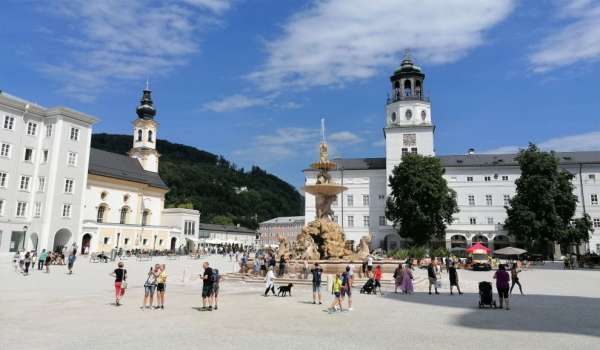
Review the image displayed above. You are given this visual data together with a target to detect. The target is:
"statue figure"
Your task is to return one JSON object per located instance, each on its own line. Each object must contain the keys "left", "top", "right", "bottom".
{"left": 276, "top": 235, "right": 292, "bottom": 261}
{"left": 315, "top": 194, "right": 335, "bottom": 221}
{"left": 319, "top": 142, "right": 328, "bottom": 164}
{"left": 355, "top": 233, "right": 372, "bottom": 260}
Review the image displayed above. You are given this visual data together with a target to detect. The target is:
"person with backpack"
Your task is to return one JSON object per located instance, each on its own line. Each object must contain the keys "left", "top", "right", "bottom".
{"left": 141, "top": 264, "right": 159, "bottom": 310}
{"left": 211, "top": 267, "right": 221, "bottom": 310}
{"left": 311, "top": 263, "right": 323, "bottom": 304}
{"left": 67, "top": 249, "right": 77, "bottom": 275}
{"left": 201, "top": 262, "right": 214, "bottom": 311}
{"left": 341, "top": 265, "right": 353, "bottom": 311}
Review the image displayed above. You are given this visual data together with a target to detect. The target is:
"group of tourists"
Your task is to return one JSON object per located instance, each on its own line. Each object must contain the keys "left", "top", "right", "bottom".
{"left": 328, "top": 264, "right": 354, "bottom": 313}
{"left": 140, "top": 264, "right": 168, "bottom": 309}
{"left": 13, "top": 248, "right": 77, "bottom": 275}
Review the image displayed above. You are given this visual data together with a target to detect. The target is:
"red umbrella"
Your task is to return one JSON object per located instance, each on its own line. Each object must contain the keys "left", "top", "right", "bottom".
{"left": 466, "top": 243, "right": 491, "bottom": 254}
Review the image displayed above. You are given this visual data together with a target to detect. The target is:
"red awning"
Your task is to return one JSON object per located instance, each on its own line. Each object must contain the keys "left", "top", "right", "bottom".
{"left": 466, "top": 242, "right": 491, "bottom": 254}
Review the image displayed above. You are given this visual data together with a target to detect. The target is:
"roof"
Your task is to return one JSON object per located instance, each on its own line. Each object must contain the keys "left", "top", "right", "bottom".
{"left": 304, "top": 151, "right": 600, "bottom": 171}
{"left": 88, "top": 148, "right": 168, "bottom": 189}
{"left": 260, "top": 216, "right": 305, "bottom": 225}
{"left": 198, "top": 223, "right": 256, "bottom": 234}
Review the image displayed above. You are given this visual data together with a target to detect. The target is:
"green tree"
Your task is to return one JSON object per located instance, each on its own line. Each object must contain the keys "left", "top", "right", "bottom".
{"left": 385, "top": 154, "right": 458, "bottom": 246}
{"left": 212, "top": 215, "right": 234, "bottom": 226}
{"left": 504, "top": 144, "right": 578, "bottom": 253}
{"left": 562, "top": 214, "right": 593, "bottom": 255}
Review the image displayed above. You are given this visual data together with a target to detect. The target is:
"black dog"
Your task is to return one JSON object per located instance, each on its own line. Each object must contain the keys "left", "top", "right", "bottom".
{"left": 277, "top": 283, "right": 293, "bottom": 297}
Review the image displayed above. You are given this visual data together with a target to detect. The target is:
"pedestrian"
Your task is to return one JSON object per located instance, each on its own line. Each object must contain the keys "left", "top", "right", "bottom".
{"left": 13, "top": 251, "right": 20, "bottom": 272}
{"left": 264, "top": 266, "right": 276, "bottom": 297}
{"left": 67, "top": 249, "right": 77, "bottom": 275}
{"left": 311, "top": 263, "right": 323, "bottom": 304}
{"left": 45, "top": 252, "right": 52, "bottom": 273}
{"left": 393, "top": 263, "right": 403, "bottom": 293}
{"left": 141, "top": 264, "right": 159, "bottom": 310}
{"left": 448, "top": 262, "right": 463, "bottom": 295}
{"left": 212, "top": 267, "right": 221, "bottom": 310}
{"left": 401, "top": 264, "right": 414, "bottom": 294}
{"left": 366, "top": 255, "right": 374, "bottom": 277}
{"left": 23, "top": 251, "right": 31, "bottom": 275}
{"left": 260, "top": 255, "right": 267, "bottom": 276}
{"left": 493, "top": 264, "right": 511, "bottom": 310}
{"left": 328, "top": 273, "right": 343, "bottom": 313}
{"left": 156, "top": 264, "right": 167, "bottom": 309}
{"left": 110, "top": 262, "right": 127, "bottom": 306}
{"left": 341, "top": 265, "right": 353, "bottom": 311}
{"left": 201, "top": 262, "right": 214, "bottom": 311}
{"left": 31, "top": 252, "right": 37, "bottom": 273}
{"left": 510, "top": 263, "right": 524, "bottom": 295}
{"left": 373, "top": 265, "right": 383, "bottom": 295}
{"left": 302, "top": 259, "right": 309, "bottom": 280}
{"left": 18, "top": 251, "right": 25, "bottom": 273}
{"left": 278, "top": 255, "right": 286, "bottom": 277}
{"left": 428, "top": 261, "right": 439, "bottom": 295}
{"left": 253, "top": 254, "right": 260, "bottom": 275}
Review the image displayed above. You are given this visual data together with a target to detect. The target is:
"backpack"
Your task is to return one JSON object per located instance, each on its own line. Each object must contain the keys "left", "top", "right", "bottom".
{"left": 341, "top": 272, "right": 349, "bottom": 286}
{"left": 211, "top": 269, "right": 220, "bottom": 283}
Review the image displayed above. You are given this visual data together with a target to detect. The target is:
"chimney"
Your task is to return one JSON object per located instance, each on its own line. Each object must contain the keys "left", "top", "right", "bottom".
{"left": 467, "top": 148, "right": 475, "bottom": 155}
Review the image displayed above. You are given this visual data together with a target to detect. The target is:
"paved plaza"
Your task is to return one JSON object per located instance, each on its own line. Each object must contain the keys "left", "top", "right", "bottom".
{"left": 1, "top": 255, "right": 600, "bottom": 350}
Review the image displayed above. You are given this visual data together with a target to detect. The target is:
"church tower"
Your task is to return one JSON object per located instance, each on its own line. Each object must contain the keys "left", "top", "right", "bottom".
{"left": 129, "top": 84, "right": 159, "bottom": 173}
{"left": 384, "top": 52, "right": 435, "bottom": 193}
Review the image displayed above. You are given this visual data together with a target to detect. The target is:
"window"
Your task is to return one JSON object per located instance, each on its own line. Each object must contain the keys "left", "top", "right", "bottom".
{"left": 16, "top": 201, "right": 27, "bottom": 217}
{"left": 148, "top": 130, "right": 153, "bottom": 142}
{"left": 469, "top": 217, "right": 477, "bottom": 225}
{"left": 468, "top": 195, "right": 475, "bottom": 206}
{"left": 503, "top": 194, "right": 511, "bottom": 206}
{"left": 363, "top": 216, "right": 370, "bottom": 227}
{"left": 137, "top": 129, "right": 143, "bottom": 142}
{"left": 45, "top": 124, "right": 53, "bottom": 137}
{"left": 347, "top": 195, "right": 354, "bottom": 207}
{"left": 379, "top": 216, "right": 386, "bottom": 226}
{"left": 411, "top": 147, "right": 418, "bottom": 154}
{"left": 401, "top": 148, "right": 408, "bottom": 157}
{"left": 34, "top": 202, "right": 42, "bottom": 217}
{"left": 37, "top": 177, "right": 45, "bottom": 192}
{"left": 502, "top": 175, "right": 509, "bottom": 181}
{"left": 103, "top": 237, "right": 110, "bottom": 245}
{"left": 64, "top": 179, "right": 74, "bottom": 194}
{"left": 70, "top": 127, "right": 80, "bottom": 141}
{"left": 120, "top": 207, "right": 129, "bottom": 224}
{"left": 378, "top": 194, "right": 385, "bottom": 200}
{"left": 26, "top": 122, "right": 37, "bottom": 136}
{"left": 142, "top": 209, "right": 150, "bottom": 226}
{"left": 485, "top": 194, "right": 493, "bottom": 206}
{"left": 67, "top": 152, "right": 77, "bottom": 166}
{"left": 184, "top": 220, "right": 196, "bottom": 235}
{"left": 97, "top": 205, "right": 106, "bottom": 223}
{"left": 19, "top": 175, "right": 31, "bottom": 191}
{"left": 347, "top": 216, "right": 354, "bottom": 227}
{"left": 42, "top": 150, "right": 48, "bottom": 163}
{"left": 124, "top": 238, "right": 130, "bottom": 246}
{"left": 0, "top": 143, "right": 11, "bottom": 157}
{"left": 362, "top": 194, "right": 369, "bottom": 206}
{"left": 0, "top": 199, "right": 4, "bottom": 215}
{"left": 142, "top": 238, "right": 148, "bottom": 246}
{"left": 24, "top": 148, "right": 34, "bottom": 162}
{"left": 589, "top": 174, "right": 596, "bottom": 181}
{"left": 487, "top": 217, "right": 494, "bottom": 225}
{"left": 484, "top": 176, "right": 491, "bottom": 182}
{"left": 3, "top": 115, "right": 15, "bottom": 130}
{"left": 592, "top": 194, "right": 598, "bottom": 206}
{"left": 593, "top": 218, "right": 600, "bottom": 228}
{"left": 467, "top": 176, "right": 473, "bottom": 182}
{"left": 0, "top": 172, "right": 7, "bottom": 187}
{"left": 62, "top": 204, "right": 72, "bottom": 218}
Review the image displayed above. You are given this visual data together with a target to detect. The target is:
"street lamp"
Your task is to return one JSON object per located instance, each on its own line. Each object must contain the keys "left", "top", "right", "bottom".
{"left": 153, "top": 235, "right": 157, "bottom": 252}
{"left": 22, "top": 225, "right": 28, "bottom": 251}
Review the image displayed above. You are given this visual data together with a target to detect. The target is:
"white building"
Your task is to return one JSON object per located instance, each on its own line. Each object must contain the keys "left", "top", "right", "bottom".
{"left": 0, "top": 91, "right": 97, "bottom": 254}
{"left": 198, "top": 223, "right": 257, "bottom": 247}
{"left": 259, "top": 216, "right": 305, "bottom": 246}
{"left": 304, "top": 55, "right": 600, "bottom": 254}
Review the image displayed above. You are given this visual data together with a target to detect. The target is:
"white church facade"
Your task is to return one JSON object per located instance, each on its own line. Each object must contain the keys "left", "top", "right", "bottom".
{"left": 304, "top": 55, "right": 600, "bottom": 254}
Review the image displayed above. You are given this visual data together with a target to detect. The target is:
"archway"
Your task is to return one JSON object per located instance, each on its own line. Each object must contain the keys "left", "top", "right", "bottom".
{"left": 81, "top": 233, "right": 92, "bottom": 254}
{"left": 29, "top": 233, "right": 39, "bottom": 251}
{"left": 170, "top": 237, "right": 177, "bottom": 251}
{"left": 472, "top": 235, "right": 489, "bottom": 247}
{"left": 493, "top": 235, "right": 510, "bottom": 251}
{"left": 450, "top": 235, "right": 467, "bottom": 249}
{"left": 53, "top": 228, "right": 72, "bottom": 253}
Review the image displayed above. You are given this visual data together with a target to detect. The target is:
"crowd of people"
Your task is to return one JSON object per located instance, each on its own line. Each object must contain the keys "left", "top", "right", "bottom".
{"left": 12, "top": 248, "right": 77, "bottom": 275}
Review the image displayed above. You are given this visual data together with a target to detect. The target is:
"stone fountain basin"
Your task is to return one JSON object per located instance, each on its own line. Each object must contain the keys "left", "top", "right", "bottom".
{"left": 302, "top": 184, "right": 348, "bottom": 196}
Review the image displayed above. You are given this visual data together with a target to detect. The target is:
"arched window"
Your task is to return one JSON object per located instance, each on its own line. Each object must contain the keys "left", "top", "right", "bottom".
{"left": 148, "top": 130, "right": 153, "bottom": 142}
{"left": 391, "top": 112, "right": 397, "bottom": 122}
{"left": 97, "top": 204, "right": 107, "bottom": 223}
{"left": 415, "top": 80, "right": 422, "bottom": 97}
{"left": 404, "top": 79, "right": 412, "bottom": 96}
{"left": 137, "top": 129, "right": 143, "bottom": 142}
{"left": 142, "top": 209, "right": 151, "bottom": 226}
{"left": 119, "top": 207, "right": 129, "bottom": 224}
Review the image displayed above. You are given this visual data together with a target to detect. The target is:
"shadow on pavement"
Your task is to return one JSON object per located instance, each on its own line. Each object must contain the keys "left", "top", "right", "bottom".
{"left": 383, "top": 292, "right": 600, "bottom": 337}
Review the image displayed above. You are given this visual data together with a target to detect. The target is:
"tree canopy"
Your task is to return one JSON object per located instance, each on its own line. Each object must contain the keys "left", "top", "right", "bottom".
{"left": 385, "top": 153, "right": 458, "bottom": 246}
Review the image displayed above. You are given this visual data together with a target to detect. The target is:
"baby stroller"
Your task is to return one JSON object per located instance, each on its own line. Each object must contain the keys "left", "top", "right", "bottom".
{"left": 360, "top": 278, "right": 376, "bottom": 294}
{"left": 478, "top": 281, "right": 497, "bottom": 309}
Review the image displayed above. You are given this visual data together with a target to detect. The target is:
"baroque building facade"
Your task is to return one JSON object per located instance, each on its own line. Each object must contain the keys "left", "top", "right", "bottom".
{"left": 304, "top": 55, "right": 600, "bottom": 254}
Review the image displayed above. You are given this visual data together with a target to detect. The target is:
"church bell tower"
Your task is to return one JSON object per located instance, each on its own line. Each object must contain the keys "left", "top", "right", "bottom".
{"left": 129, "top": 83, "right": 159, "bottom": 173}
{"left": 384, "top": 51, "right": 435, "bottom": 193}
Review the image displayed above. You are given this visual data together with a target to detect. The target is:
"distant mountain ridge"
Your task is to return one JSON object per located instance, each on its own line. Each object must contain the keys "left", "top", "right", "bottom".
{"left": 91, "top": 133, "right": 303, "bottom": 229}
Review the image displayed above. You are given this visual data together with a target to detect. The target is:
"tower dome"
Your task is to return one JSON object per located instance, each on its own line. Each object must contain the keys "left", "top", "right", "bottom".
{"left": 136, "top": 87, "right": 156, "bottom": 120}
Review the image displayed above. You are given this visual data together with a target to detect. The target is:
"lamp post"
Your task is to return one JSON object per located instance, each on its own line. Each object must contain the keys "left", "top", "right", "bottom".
{"left": 153, "top": 235, "right": 157, "bottom": 251}
{"left": 22, "top": 225, "right": 28, "bottom": 251}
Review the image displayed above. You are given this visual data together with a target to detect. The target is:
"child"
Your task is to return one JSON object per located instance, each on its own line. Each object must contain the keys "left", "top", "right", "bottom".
{"left": 329, "top": 273, "right": 343, "bottom": 313}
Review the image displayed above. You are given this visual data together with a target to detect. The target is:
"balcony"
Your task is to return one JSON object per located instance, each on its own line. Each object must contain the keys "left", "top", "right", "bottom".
{"left": 387, "top": 90, "right": 429, "bottom": 104}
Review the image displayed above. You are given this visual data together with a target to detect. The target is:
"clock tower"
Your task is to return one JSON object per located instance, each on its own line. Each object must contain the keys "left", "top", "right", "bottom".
{"left": 129, "top": 84, "right": 159, "bottom": 173}
{"left": 384, "top": 52, "right": 435, "bottom": 193}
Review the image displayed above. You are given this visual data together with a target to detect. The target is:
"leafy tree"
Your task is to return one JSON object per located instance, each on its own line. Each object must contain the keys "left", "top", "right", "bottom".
{"left": 211, "top": 215, "right": 234, "bottom": 226}
{"left": 504, "top": 144, "right": 579, "bottom": 253}
{"left": 562, "top": 214, "right": 593, "bottom": 255}
{"left": 385, "top": 154, "right": 458, "bottom": 246}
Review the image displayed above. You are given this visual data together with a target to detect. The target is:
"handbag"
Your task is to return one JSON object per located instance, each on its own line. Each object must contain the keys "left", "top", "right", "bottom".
{"left": 121, "top": 281, "right": 128, "bottom": 289}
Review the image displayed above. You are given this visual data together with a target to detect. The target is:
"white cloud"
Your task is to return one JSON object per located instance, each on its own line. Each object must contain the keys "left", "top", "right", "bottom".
{"left": 203, "top": 94, "right": 270, "bottom": 112}
{"left": 329, "top": 131, "right": 362, "bottom": 144}
{"left": 483, "top": 131, "right": 600, "bottom": 154}
{"left": 249, "top": 0, "right": 514, "bottom": 91}
{"left": 40, "top": 0, "right": 233, "bottom": 101}
{"left": 530, "top": 0, "right": 600, "bottom": 72}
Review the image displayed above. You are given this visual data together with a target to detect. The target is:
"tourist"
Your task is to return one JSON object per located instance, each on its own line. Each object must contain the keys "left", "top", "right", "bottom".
{"left": 367, "top": 255, "right": 374, "bottom": 277}
{"left": 31, "top": 252, "right": 37, "bottom": 273}
{"left": 401, "top": 264, "right": 414, "bottom": 294}
{"left": 23, "top": 251, "right": 31, "bottom": 275}
{"left": 448, "top": 262, "right": 463, "bottom": 295}
{"left": 12, "top": 251, "right": 20, "bottom": 272}
{"left": 493, "top": 264, "right": 511, "bottom": 310}
{"left": 38, "top": 250, "right": 48, "bottom": 270}
{"left": 373, "top": 265, "right": 383, "bottom": 295}
{"left": 142, "top": 264, "right": 159, "bottom": 309}
{"left": 394, "top": 264, "right": 403, "bottom": 293}
{"left": 328, "top": 273, "right": 343, "bottom": 313}
{"left": 260, "top": 255, "right": 267, "bottom": 276}
{"left": 510, "top": 263, "right": 524, "bottom": 295}
{"left": 201, "top": 262, "right": 214, "bottom": 310}
{"left": 45, "top": 252, "right": 52, "bottom": 273}
{"left": 264, "top": 266, "right": 276, "bottom": 297}
{"left": 18, "top": 251, "right": 25, "bottom": 273}
{"left": 428, "top": 261, "right": 439, "bottom": 295}
{"left": 311, "top": 263, "right": 323, "bottom": 304}
{"left": 341, "top": 265, "right": 353, "bottom": 311}
{"left": 361, "top": 260, "right": 367, "bottom": 278}
{"left": 253, "top": 254, "right": 260, "bottom": 275}
{"left": 302, "top": 259, "right": 309, "bottom": 280}
{"left": 278, "top": 255, "right": 286, "bottom": 277}
{"left": 212, "top": 267, "right": 221, "bottom": 310}
{"left": 110, "top": 262, "right": 127, "bottom": 306}
{"left": 156, "top": 264, "right": 167, "bottom": 309}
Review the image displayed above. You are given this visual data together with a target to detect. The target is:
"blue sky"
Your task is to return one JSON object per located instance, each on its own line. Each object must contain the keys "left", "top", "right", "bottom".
{"left": 1, "top": 0, "right": 600, "bottom": 188}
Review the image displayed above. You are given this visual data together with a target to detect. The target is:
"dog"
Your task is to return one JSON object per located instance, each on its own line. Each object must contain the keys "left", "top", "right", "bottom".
{"left": 277, "top": 283, "right": 294, "bottom": 297}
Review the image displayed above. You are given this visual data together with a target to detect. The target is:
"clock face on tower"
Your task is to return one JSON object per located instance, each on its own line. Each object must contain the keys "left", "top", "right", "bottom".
{"left": 405, "top": 109, "right": 412, "bottom": 120}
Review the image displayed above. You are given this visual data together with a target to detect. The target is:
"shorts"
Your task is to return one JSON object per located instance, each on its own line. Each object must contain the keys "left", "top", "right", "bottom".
{"left": 367, "top": 265, "right": 373, "bottom": 271}
{"left": 428, "top": 277, "right": 437, "bottom": 286}
{"left": 312, "top": 282, "right": 321, "bottom": 293}
{"left": 202, "top": 284, "right": 213, "bottom": 298}
{"left": 144, "top": 285, "right": 156, "bottom": 294}
{"left": 157, "top": 283, "right": 166, "bottom": 292}
{"left": 341, "top": 286, "right": 352, "bottom": 297}
{"left": 497, "top": 287, "right": 509, "bottom": 299}
{"left": 212, "top": 284, "right": 220, "bottom": 297}
{"left": 334, "top": 292, "right": 341, "bottom": 298}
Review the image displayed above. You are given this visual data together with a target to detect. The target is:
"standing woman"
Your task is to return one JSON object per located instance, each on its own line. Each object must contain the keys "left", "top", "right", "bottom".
{"left": 264, "top": 266, "right": 276, "bottom": 297}
{"left": 401, "top": 264, "right": 414, "bottom": 294}
{"left": 110, "top": 262, "right": 127, "bottom": 306}
{"left": 493, "top": 264, "right": 511, "bottom": 310}
{"left": 156, "top": 264, "right": 167, "bottom": 309}
{"left": 448, "top": 262, "right": 463, "bottom": 295}
{"left": 393, "top": 264, "right": 403, "bottom": 293}
{"left": 510, "top": 263, "right": 524, "bottom": 295}
{"left": 23, "top": 251, "right": 31, "bottom": 275}
{"left": 142, "top": 264, "right": 159, "bottom": 309}
{"left": 67, "top": 249, "right": 77, "bottom": 275}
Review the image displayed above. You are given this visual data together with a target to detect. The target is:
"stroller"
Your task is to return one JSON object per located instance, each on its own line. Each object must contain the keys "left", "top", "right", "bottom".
{"left": 360, "top": 278, "right": 376, "bottom": 294}
{"left": 478, "top": 281, "right": 497, "bottom": 309}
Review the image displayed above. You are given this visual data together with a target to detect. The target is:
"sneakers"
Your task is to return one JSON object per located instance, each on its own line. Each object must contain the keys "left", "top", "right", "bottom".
{"left": 208, "top": 306, "right": 213, "bottom": 311}
{"left": 214, "top": 305, "right": 218, "bottom": 310}
{"left": 312, "top": 301, "right": 316, "bottom": 304}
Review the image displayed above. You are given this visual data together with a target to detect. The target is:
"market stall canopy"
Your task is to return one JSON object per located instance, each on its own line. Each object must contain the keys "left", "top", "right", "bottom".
{"left": 494, "top": 247, "right": 527, "bottom": 256}
{"left": 466, "top": 243, "right": 491, "bottom": 254}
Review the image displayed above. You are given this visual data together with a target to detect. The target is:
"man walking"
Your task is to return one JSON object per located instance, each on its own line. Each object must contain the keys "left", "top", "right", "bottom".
{"left": 311, "top": 263, "right": 323, "bottom": 304}
{"left": 201, "top": 262, "right": 214, "bottom": 311}
{"left": 341, "top": 265, "right": 353, "bottom": 311}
